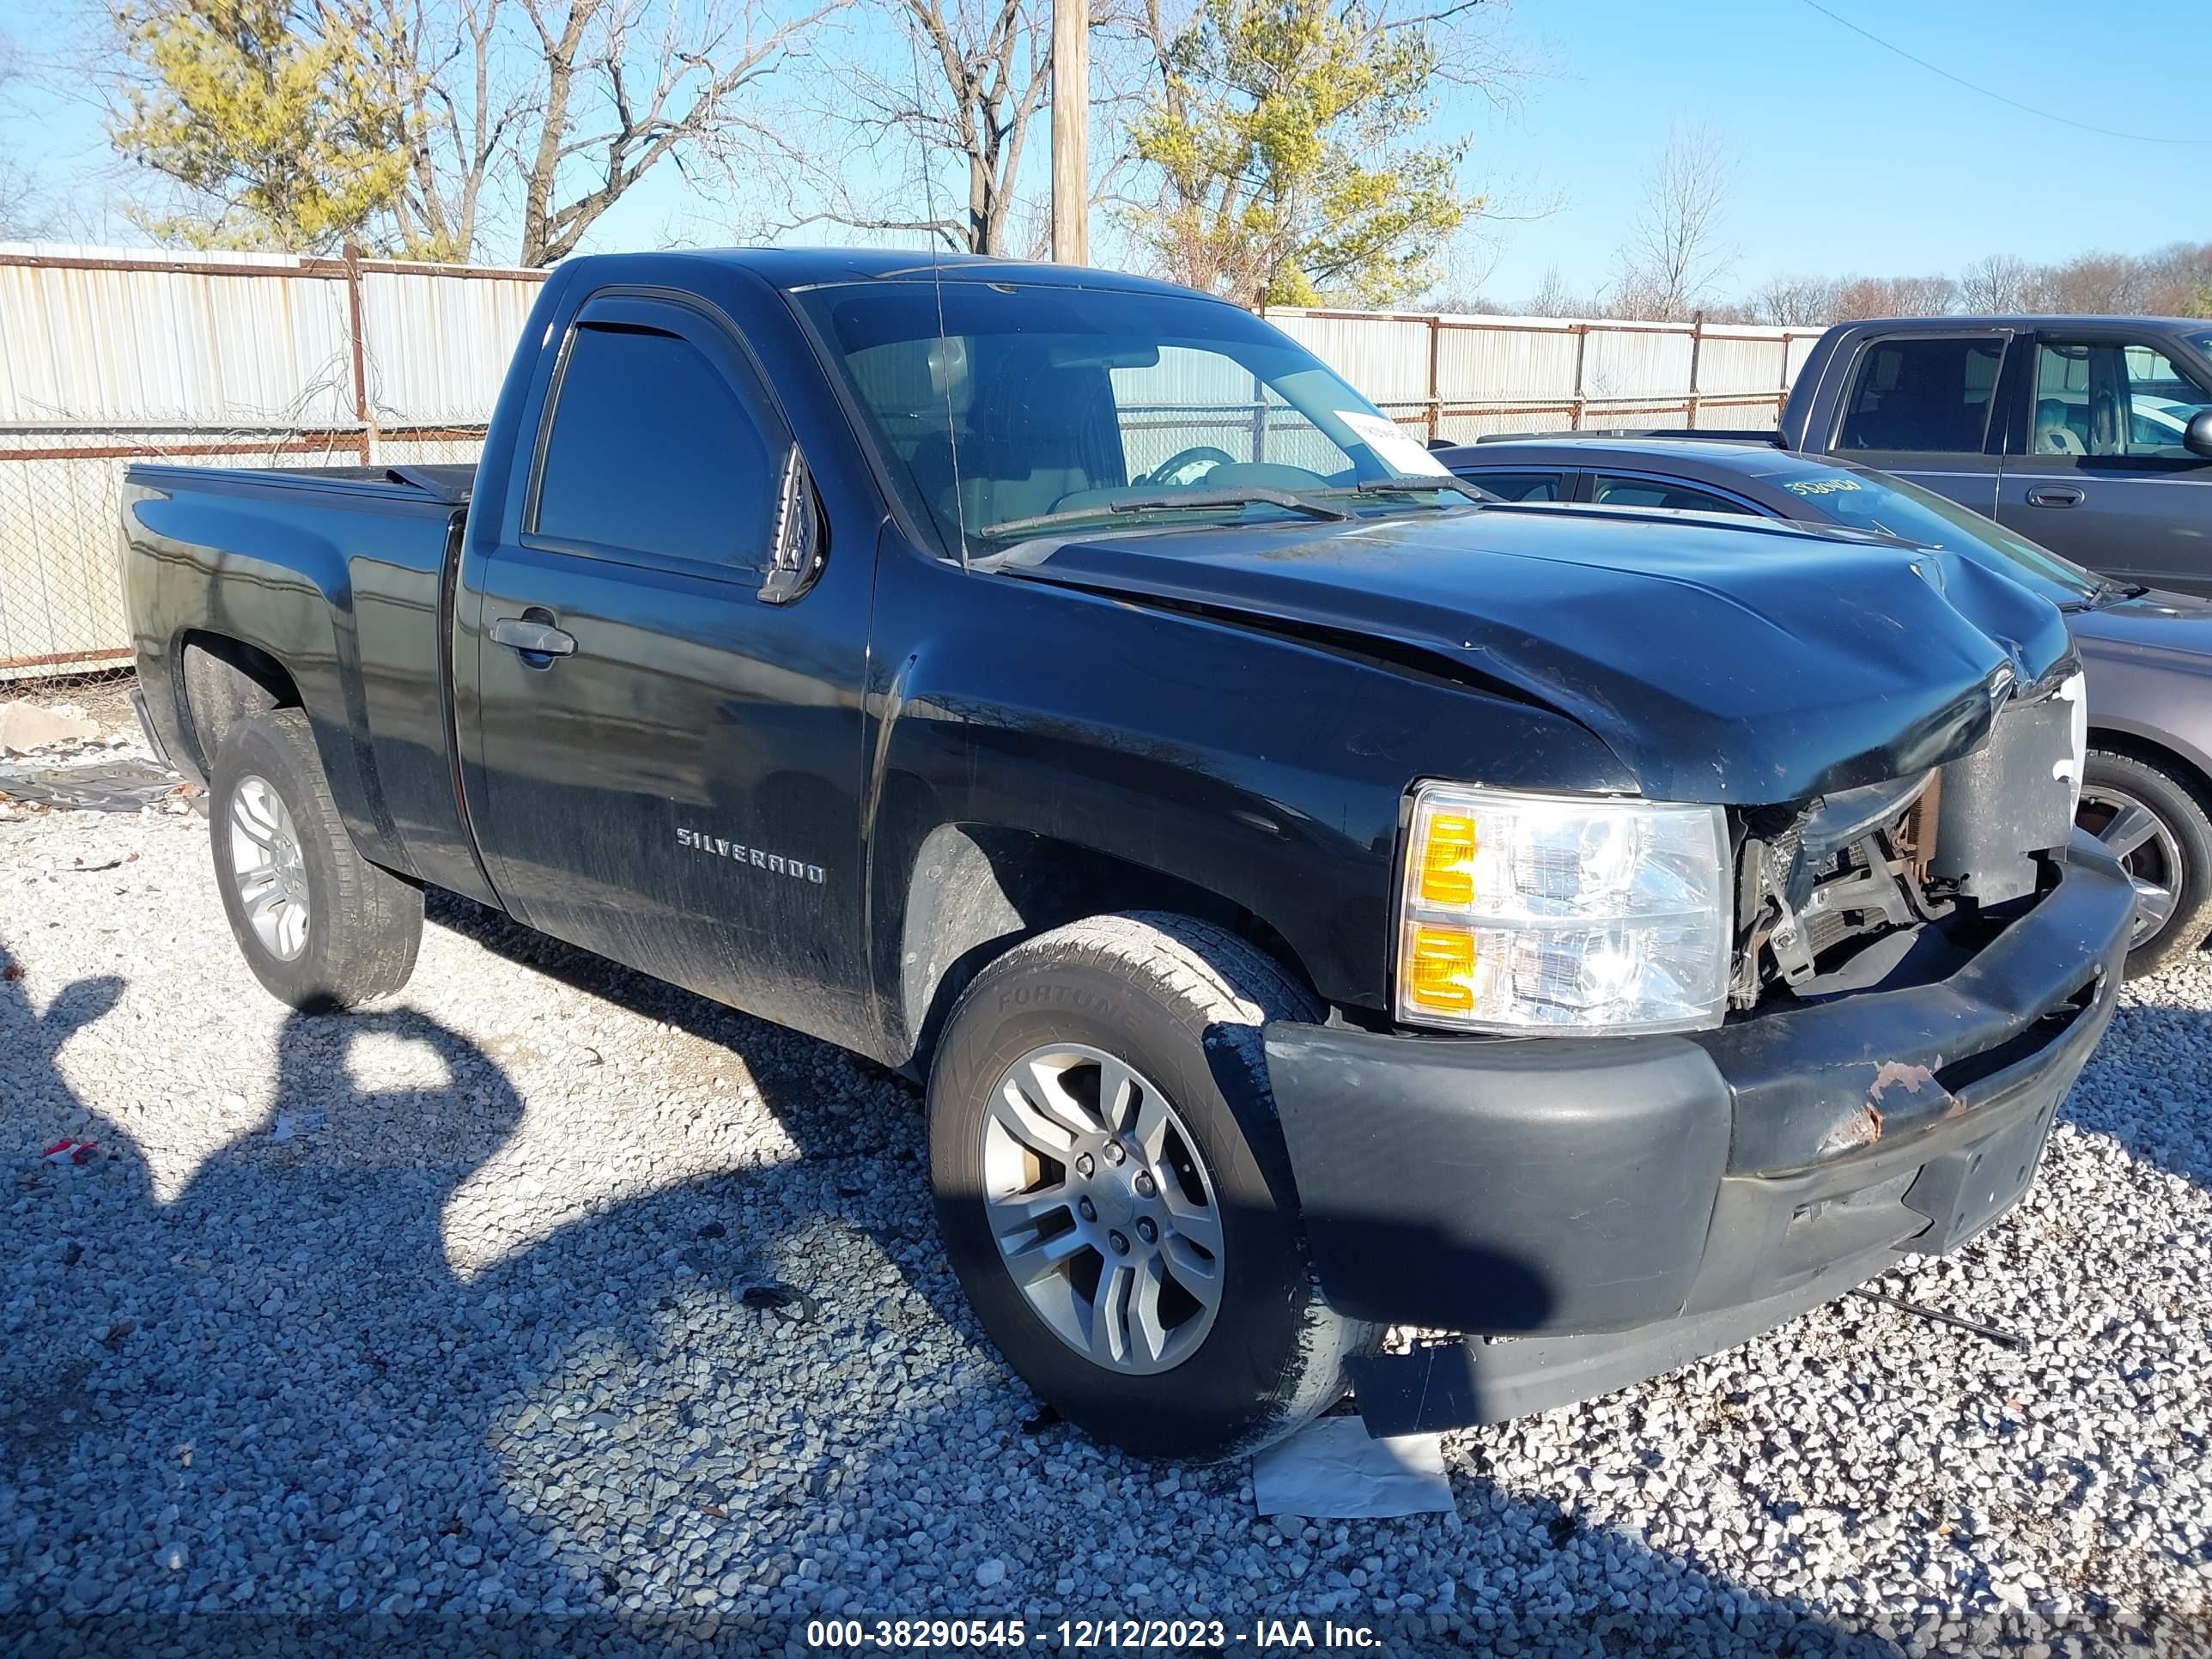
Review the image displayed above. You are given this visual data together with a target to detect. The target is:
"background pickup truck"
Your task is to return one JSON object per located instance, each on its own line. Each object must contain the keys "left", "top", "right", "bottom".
{"left": 1774, "top": 314, "right": 2212, "bottom": 595}
{"left": 122, "top": 250, "right": 2134, "bottom": 1461}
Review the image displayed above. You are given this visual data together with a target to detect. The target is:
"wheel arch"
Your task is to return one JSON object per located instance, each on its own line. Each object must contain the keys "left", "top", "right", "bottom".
{"left": 175, "top": 628, "right": 409, "bottom": 878}
{"left": 177, "top": 631, "right": 302, "bottom": 778}
{"left": 890, "top": 823, "right": 1320, "bottom": 1080}
{"left": 2087, "top": 722, "right": 2212, "bottom": 808}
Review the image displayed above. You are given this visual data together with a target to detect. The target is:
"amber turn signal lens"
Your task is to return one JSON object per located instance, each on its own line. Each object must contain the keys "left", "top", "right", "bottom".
{"left": 1406, "top": 925, "right": 1477, "bottom": 1012}
{"left": 1417, "top": 811, "right": 1478, "bottom": 906}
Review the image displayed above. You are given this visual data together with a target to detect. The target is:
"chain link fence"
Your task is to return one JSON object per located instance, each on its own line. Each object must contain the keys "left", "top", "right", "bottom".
{"left": 0, "top": 246, "right": 544, "bottom": 685}
{"left": 0, "top": 425, "right": 480, "bottom": 684}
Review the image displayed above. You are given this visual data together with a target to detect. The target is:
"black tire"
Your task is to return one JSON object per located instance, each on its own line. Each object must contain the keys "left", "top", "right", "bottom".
{"left": 209, "top": 708, "right": 422, "bottom": 1011}
{"left": 927, "top": 911, "right": 1379, "bottom": 1461}
{"left": 2080, "top": 746, "right": 2212, "bottom": 979}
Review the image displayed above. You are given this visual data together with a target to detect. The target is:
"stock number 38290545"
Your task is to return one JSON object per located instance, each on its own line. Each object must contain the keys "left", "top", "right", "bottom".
{"left": 805, "top": 1618, "right": 1247, "bottom": 1650}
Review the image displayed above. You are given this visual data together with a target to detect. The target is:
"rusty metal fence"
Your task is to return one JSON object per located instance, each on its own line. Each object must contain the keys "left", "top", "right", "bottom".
{"left": 0, "top": 247, "right": 1826, "bottom": 682}
{"left": 0, "top": 246, "right": 547, "bottom": 681}
{"left": 1261, "top": 307, "right": 1828, "bottom": 443}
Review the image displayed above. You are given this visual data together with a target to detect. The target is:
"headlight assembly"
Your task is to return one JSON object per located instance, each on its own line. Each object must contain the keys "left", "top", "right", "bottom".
{"left": 1395, "top": 781, "right": 1732, "bottom": 1036}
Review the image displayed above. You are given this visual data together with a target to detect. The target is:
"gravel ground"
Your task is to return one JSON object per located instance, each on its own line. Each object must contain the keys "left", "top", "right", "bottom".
{"left": 4, "top": 773, "right": 2212, "bottom": 1654}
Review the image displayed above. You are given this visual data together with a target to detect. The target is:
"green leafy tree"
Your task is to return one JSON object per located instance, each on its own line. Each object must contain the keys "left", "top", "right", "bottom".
{"left": 1124, "top": 0, "right": 1482, "bottom": 307}
{"left": 108, "top": 0, "right": 416, "bottom": 252}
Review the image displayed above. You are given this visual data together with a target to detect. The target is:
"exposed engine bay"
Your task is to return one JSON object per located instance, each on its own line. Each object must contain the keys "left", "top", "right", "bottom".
{"left": 1731, "top": 671, "right": 2087, "bottom": 1011}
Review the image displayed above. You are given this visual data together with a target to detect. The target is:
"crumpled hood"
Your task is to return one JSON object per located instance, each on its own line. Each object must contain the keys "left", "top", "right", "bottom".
{"left": 998, "top": 505, "right": 2075, "bottom": 805}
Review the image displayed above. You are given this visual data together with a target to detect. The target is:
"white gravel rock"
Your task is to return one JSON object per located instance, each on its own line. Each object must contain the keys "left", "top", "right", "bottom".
{"left": 3, "top": 805, "right": 2210, "bottom": 1653}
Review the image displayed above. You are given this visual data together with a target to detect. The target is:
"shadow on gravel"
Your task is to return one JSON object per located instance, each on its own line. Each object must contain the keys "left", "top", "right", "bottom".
{"left": 416, "top": 887, "right": 978, "bottom": 1345}
{"left": 5, "top": 948, "right": 2175, "bottom": 1656}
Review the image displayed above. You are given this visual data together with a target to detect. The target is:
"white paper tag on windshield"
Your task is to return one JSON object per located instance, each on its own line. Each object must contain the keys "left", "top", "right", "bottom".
{"left": 1337, "top": 410, "right": 1450, "bottom": 477}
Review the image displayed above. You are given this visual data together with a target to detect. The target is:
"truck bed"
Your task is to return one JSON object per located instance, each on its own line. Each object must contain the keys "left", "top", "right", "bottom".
{"left": 119, "top": 458, "right": 490, "bottom": 904}
{"left": 131, "top": 460, "right": 478, "bottom": 502}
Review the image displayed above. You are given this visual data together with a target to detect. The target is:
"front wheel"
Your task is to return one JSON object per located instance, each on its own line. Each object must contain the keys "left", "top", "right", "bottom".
{"left": 2079, "top": 747, "right": 2212, "bottom": 979}
{"left": 210, "top": 708, "right": 423, "bottom": 1011}
{"left": 927, "top": 913, "right": 1378, "bottom": 1461}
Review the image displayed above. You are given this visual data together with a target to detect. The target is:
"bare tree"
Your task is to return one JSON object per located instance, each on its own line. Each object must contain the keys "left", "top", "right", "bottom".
{"left": 766, "top": 0, "right": 1054, "bottom": 255}
{"left": 1517, "top": 262, "right": 1600, "bottom": 319}
{"left": 2042, "top": 252, "right": 2152, "bottom": 316}
{"left": 1753, "top": 273, "right": 1839, "bottom": 326}
{"left": 506, "top": 0, "right": 846, "bottom": 265}
{"left": 1957, "top": 252, "right": 2035, "bottom": 313}
{"left": 344, "top": 0, "right": 527, "bottom": 258}
{"left": 0, "top": 159, "right": 40, "bottom": 240}
{"left": 1829, "top": 273, "right": 1956, "bottom": 319}
{"left": 2139, "top": 241, "right": 2212, "bottom": 317}
{"left": 1608, "top": 120, "right": 1733, "bottom": 321}
{"left": 0, "top": 29, "right": 63, "bottom": 240}
{"left": 83, "top": 0, "right": 842, "bottom": 264}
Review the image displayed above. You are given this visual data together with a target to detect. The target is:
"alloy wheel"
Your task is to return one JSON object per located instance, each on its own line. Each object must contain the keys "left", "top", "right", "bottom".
{"left": 228, "top": 775, "right": 311, "bottom": 961}
{"left": 2079, "top": 783, "right": 2182, "bottom": 948}
{"left": 979, "top": 1043, "right": 1225, "bottom": 1376}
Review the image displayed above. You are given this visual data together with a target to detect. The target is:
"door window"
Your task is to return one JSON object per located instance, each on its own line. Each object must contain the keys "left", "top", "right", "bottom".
{"left": 533, "top": 320, "right": 777, "bottom": 570}
{"left": 1836, "top": 337, "right": 2006, "bottom": 454}
{"left": 2033, "top": 339, "right": 2212, "bottom": 458}
{"left": 1457, "top": 470, "right": 1567, "bottom": 502}
{"left": 1591, "top": 474, "right": 1755, "bottom": 514}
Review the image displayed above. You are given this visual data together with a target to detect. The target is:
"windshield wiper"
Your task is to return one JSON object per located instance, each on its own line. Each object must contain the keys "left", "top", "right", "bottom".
{"left": 977, "top": 486, "right": 1351, "bottom": 541}
{"left": 2062, "top": 578, "right": 2151, "bottom": 612}
{"left": 1317, "top": 474, "right": 1494, "bottom": 505}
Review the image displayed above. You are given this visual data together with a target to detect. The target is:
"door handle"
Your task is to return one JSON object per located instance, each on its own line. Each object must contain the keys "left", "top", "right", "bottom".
{"left": 489, "top": 616, "right": 577, "bottom": 659}
{"left": 2026, "top": 485, "right": 2085, "bottom": 508}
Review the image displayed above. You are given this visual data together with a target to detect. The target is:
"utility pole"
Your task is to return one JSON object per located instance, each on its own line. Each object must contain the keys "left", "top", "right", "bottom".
{"left": 1050, "top": 0, "right": 1090, "bottom": 264}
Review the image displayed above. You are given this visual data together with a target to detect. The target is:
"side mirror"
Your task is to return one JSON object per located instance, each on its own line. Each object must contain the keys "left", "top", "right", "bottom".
{"left": 759, "top": 447, "right": 825, "bottom": 605}
{"left": 2186, "top": 409, "right": 2212, "bottom": 460}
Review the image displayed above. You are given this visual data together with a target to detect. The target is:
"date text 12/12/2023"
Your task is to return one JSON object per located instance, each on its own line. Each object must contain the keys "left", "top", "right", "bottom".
{"left": 804, "top": 1618, "right": 1384, "bottom": 1650}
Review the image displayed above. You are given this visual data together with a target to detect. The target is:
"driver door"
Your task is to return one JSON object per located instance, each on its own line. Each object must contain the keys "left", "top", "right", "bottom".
{"left": 462, "top": 287, "right": 878, "bottom": 1046}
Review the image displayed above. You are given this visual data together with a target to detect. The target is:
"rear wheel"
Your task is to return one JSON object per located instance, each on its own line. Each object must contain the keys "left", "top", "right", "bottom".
{"left": 927, "top": 913, "right": 1378, "bottom": 1461}
{"left": 210, "top": 708, "right": 423, "bottom": 1011}
{"left": 2079, "top": 747, "right": 2212, "bottom": 979}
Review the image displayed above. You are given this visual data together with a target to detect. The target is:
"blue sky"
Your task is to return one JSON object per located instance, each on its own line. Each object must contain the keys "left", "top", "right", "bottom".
{"left": 3, "top": 0, "right": 2205, "bottom": 301}
{"left": 1458, "top": 0, "right": 2209, "bottom": 300}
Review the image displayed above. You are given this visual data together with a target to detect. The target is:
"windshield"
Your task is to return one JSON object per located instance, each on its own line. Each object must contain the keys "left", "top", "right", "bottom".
{"left": 1771, "top": 465, "right": 2100, "bottom": 605}
{"left": 792, "top": 279, "right": 1456, "bottom": 554}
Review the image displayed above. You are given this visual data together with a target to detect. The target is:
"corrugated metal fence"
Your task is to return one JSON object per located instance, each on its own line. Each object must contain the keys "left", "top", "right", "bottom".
{"left": 0, "top": 246, "right": 1823, "bottom": 680}
{"left": 1262, "top": 307, "right": 1826, "bottom": 443}
{"left": 0, "top": 244, "right": 547, "bottom": 679}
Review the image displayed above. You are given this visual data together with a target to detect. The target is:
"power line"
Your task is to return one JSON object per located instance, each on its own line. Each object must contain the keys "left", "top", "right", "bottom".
{"left": 1799, "top": 0, "right": 2212, "bottom": 148}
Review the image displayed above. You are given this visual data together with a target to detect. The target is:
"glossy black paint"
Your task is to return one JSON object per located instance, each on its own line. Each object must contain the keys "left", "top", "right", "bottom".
{"left": 998, "top": 503, "right": 2072, "bottom": 803}
{"left": 1439, "top": 434, "right": 2212, "bottom": 816}
{"left": 1779, "top": 316, "right": 2212, "bottom": 597}
{"left": 120, "top": 249, "right": 2077, "bottom": 1078}
{"left": 119, "top": 467, "right": 499, "bottom": 908}
{"left": 458, "top": 269, "right": 880, "bottom": 1044}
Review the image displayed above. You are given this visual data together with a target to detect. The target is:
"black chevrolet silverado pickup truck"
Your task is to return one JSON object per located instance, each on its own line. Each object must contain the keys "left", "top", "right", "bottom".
{"left": 121, "top": 249, "right": 2136, "bottom": 1461}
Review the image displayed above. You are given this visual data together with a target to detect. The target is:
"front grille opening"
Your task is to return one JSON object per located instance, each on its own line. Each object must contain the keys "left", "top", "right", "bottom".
{"left": 1934, "top": 973, "right": 2100, "bottom": 1095}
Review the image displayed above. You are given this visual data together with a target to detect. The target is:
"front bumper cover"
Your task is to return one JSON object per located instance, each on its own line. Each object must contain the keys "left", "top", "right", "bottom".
{"left": 1266, "top": 830, "right": 2134, "bottom": 1433}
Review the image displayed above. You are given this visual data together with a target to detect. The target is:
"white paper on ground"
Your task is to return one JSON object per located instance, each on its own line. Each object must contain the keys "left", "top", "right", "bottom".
{"left": 1251, "top": 1415, "right": 1455, "bottom": 1518}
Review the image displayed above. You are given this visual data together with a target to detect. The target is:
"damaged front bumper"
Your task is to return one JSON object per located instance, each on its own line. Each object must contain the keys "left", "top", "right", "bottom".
{"left": 1266, "top": 830, "right": 2135, "bottom": 1437}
